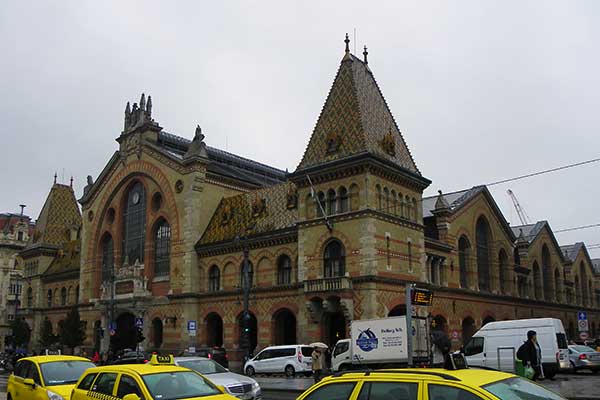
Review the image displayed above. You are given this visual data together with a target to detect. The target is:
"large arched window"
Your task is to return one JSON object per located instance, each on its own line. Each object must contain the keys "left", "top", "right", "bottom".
{"left": 324, "top": 240, "right": 345, "bottom": 278}
{"left": 101, "top": 234, "right": 114, "bottom": 283}
{"left": 533, "top": 261, "right": 542, "bottom": 300}
{"left": 122, "top": 182, "right": 146, "bottom": 264}
{"left": 575, "top": 275, "right": 581, "bottom": 304}
{"left": 391, "top": 190, "right": 397, "bottom": 215}
{"left": 554, "top": 268, "right": 562, "bottom": 302}
{"left": 338, "top": 187, "right": 349, "bottom": 213}
{"left": 154, "top": 219, "right": 171, "bottom": 277}
{"left": 498, "top": 249, "right": 508, "bottom": 294}
{"left": 383, "top": 187, "right": 390, "bottom": 213}
{"left": 240, "top": 261, "right": 254, "bottom": 289}
{"left": 476, "top": 217, "right": 491, "bottom": 292}
{"left": 27, "top": 287, "right": 33, "bottom": 308}
{"left": 61, "top": 287, "right": 67, "bottom": 306}
{"left": 277, "top": 255, "right": 292, "bottom": 285}
{"left": 542, "top": 244, "right": 553, "bottom": 301}
{"left": 209, "top": 265, "right": 220, "bottom": 292}
{"left": 458, "top": 236, "right": 470, "bottom": 289}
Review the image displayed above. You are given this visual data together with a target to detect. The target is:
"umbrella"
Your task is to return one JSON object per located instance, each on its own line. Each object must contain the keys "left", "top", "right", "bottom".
{"left": 310, "top": 342, "right": 329, "bottom": 349}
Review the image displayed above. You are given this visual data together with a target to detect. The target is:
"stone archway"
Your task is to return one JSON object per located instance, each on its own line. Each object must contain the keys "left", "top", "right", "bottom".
{"left": 462, "top": 317, "right": 476, "bottom": 344}
{"left": 111, "top": 312, "right": 137, "bottom": 352}
{"left": 272, "top": 309, "right": 297, "bottom": 345}
{"left": 206, "top": 313, "right": 224, "bottom": 347}
{"left": 322, "top": 312, "right": 346, "bottom": 346}
{"left": 388, "top": 304, "right": 406, "bottom": 317}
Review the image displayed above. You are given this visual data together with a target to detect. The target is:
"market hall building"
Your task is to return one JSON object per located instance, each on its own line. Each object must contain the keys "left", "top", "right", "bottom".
{"left": 24, "top": 37, "right": 599, "bottom": 366}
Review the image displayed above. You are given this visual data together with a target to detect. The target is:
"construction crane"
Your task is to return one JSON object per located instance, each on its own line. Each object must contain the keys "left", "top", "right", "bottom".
{"left": 507, "top": 189, "right": 531, "bottom": 225}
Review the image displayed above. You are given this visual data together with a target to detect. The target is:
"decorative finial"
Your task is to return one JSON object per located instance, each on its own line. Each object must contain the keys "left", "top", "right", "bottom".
{"left": 194, "top": 124, "right": 205, "bottom": 142}
{"left": 125, "top": 101, "right": 131, "bottom": 115}
{"left": 146, "top": 95, "right": 152, "bottom": 115}
{"left": 140, "top": 93, "right": 146, "bottom": 111}
{"left": 344, "top": 33, "right": 350, "bottom": 54}
{"left": 363, "top": 45, "right": 368, "bottom": 64}
{"left": 54, "top": 172, "right": 57, "bottom": 184}
{"left": 19, "top": 204, "right": 26, "bottom": 216}
{"left": 70, "top": 176, "right": 73, "bottom": 188}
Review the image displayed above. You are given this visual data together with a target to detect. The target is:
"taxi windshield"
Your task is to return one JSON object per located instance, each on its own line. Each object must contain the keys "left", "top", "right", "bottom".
{"left": 39, "top": 360, "right": 96, "bottom": 386}
{"left": 177, "top": 359, "right": 227, "bottom": 375}
{"left": 142, "top": 371, "right": 221, "bottom": 399}
{"left": 483, "top": 377, "right": 566, "bottom": 400}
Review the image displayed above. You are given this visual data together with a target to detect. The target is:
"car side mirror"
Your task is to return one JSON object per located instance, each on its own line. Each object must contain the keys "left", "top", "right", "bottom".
{"left": 23, "top": 378, "right": 36, "bottom": 388}
{"left": 123, "top": 394, "right": 141, "bottom": 400}
{"left": 216, "top": 385, "right": 227, "bottom": 394}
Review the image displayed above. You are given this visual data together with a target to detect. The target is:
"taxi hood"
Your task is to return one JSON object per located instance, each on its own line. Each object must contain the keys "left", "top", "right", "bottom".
{"left": 46, "top": 383, "right": 77, "bottom": 399}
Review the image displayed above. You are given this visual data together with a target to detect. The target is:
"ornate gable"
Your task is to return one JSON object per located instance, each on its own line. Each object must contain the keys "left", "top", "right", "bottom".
{"left": 296, "top": 38, "right": 420, "bottom": 175}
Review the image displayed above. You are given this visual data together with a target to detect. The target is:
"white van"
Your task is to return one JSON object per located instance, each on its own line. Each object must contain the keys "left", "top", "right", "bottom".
{"left": 244, "top": 345, "right": 314, "bottom": 377}
{"left": 463, "top": 318, "right": 569, "bottom": 377}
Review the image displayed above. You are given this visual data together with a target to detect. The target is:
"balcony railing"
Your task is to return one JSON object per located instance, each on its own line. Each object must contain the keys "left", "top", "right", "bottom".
{"left": 304, "top": 276, "right": 352, "bottom": 293}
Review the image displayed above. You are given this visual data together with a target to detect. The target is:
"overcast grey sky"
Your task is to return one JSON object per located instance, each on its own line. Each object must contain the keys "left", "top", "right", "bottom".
{"left": 2, "top": 1, "right": 600, "bottom": 254}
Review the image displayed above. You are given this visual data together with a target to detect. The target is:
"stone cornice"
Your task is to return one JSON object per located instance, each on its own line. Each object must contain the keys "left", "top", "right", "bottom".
{"left": 168, "top": 283, "right": 303, "bottom": 300}
{"left": 196, "top": 227, "right": 298, "bottom": 257}
{"left": 299, "top": 208, "right": 424, "bottom": 231}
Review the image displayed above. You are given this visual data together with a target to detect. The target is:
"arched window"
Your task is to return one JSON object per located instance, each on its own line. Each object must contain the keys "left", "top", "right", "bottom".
{"left": 575, "top": 275, "right": 581, "bottom": 304}
{"left": 458, "top": 236, "right": 470, "bottom": 289}
{"left": 391, "top": 190, "right": 397, "bottom": 215}
{"left": 27, "top": 287, "right": 32, "bottom": 308}
{"left": 53, "top": 289, "right": 58, "bottom": 306}
{"left": 476, "top": 217, "right": 491, "bottom": 292}
{"left": 498, "top": 249, "right": 508, "bottom": 294}
{"left": 277, "top": 255, "right": 292, "bottom": 285}
{"left": 316, "top": 191, "right": 325, "bottom": 217}
{"left": 376, "top": 185, "right": 382, "bottom": 210}
{"left": 324, "top": 240, "right": 345, "bottom": 278}
{"left": 326, "top": 189, "right": 337, "bottom": 215}
{"left": 67, "top": 287, "right": 72, "bottom": 304}
{"left": 61, "top": 287, "right": 67, "bottom": 306}
{"left": 405, "top": 195, "right": 411, "bottom": 219}
{"left": 152, "top": 318, "right": 163, "bottom": 349}
{"left": 154, "top": 219, "right": 171, "bottom": 277}
{"left": 101, "top": 234, "right": 114, "bottom": 283}
{"left": 349, "top": 184, "right": 359, "bottom": 211}
{"left": 338, "top": 187, "right": 349, "bottom": 213}
{"left": 47, "top": 289, "right": 52, "bottom": 308}
{"left": 514, "top": 247, "right": 521, "bottom": 267}
{"left": 122, "top": 181, "right": 146, "bottom": 264}
{"left": 209, "top": 265, "right": 220, "bottom": 292}
{"left": 542, "top": 245, "right": 553, "bottom": 301}
{"left": 383, "top": 187, "right": 390, "bottom": 213}
{"left": 240, "top": 261, "right": 254, "bottom": 289}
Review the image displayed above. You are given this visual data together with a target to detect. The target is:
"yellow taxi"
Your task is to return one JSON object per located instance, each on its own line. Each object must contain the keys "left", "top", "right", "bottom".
{"left": 7, "top": 355, "right": 96, "bottom": 400}
{"left": 70, "top": 354, "right": 238, "bottom": 400}
{"left": 298, "top": 355, "right": 567, "bottom": 400}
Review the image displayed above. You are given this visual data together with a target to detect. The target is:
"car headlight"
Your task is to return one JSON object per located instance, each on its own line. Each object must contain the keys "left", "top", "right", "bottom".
{"left": 252, "top": 382, "right": 260, "bottom": 391}
{"left": 47, "top": 390, "right": 65, "bottom": 400}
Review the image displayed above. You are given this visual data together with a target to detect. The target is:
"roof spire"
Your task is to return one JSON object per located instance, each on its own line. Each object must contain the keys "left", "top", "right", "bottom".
{"left": 70, "top": 176, "right": 73, "bottom": 188}
{"left": 363, "top": 45, "right": 368, "bottom": 64}
{"left": 344, "top": 33, "right": 350, "bottom": 54}
{"left": 53, "top": 172, "right": 57, "bottom": 185}
{"left": 146, "top": 95, "right": 152, "bottom": 116}
{"left": 140, "top": 93, "right": 146, "bottom": 111}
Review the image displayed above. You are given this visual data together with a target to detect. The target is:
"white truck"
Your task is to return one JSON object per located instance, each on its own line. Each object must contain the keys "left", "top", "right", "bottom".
{"left": 331, "top": 316, "right": 429, "bottom": 371}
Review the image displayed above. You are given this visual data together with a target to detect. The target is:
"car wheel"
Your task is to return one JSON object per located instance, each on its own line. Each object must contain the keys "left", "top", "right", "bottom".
{"left": 285, "top": 365, "right": 295, "bottom": 377}
{"left": 246, "top": 366, "right": 255, "bottom": 376}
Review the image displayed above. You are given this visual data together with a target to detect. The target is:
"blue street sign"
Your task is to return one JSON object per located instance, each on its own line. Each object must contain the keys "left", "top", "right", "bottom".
{"left": 135, "top": 317, "right": 143, "bottom": 328}
{"left": 187, "top": 320, "right": 197, "bottom": 331}
{"left": 578, "top": 311, "right": 587, "bottom": 321}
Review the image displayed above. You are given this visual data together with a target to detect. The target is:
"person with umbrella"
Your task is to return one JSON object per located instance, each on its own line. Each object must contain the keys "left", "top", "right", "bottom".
{"left": 310, "top": 342, "right": 327, "bottom": 383}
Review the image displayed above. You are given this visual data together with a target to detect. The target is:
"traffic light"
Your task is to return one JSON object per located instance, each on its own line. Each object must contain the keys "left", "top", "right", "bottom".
{"left": 136, "top": 327, "right": 145, "bottom": 343}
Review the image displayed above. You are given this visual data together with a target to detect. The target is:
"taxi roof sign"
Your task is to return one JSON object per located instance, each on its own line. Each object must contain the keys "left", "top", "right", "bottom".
{"left": 149, "top": 354, "right": 174, "bottom": 365}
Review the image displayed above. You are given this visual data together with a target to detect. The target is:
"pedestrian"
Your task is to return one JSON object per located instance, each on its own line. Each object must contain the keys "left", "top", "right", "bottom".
{"left": 431, "top": 328, "right": 451, "bottom": 367}
{"left": 311, "top": 347, "right": 323, "bottom": 383}
{"left": 91, "top": 351, "right": 100, "bottom": 364}
{"left": 517, "top": 330, "right": 544, "bottom": 381}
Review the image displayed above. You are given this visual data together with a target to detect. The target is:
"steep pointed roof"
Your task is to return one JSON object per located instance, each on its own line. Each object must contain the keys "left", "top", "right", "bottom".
{"left": 296, "top": 51, "right": 420, "bottom": 175}
{"left": 29, "top": 183, "right": 81, "bottom": 248}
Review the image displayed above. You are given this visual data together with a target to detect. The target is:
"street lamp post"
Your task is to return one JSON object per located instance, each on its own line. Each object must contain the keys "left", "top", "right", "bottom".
{"left": 236, "top": 223, "right": 254, "bottom": 362}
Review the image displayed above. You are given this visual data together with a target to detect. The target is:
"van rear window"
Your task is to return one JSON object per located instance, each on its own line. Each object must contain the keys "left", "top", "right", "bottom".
{"left": 301, "top": 347, "right": 313, "bottom": 357}
{"left": 556, "top": 333, "right": 568, "bottom": 349}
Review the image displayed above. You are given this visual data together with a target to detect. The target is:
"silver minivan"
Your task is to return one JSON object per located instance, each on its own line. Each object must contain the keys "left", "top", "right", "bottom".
{"left": 244, "top": 345, "right": 313, "bottom": 377}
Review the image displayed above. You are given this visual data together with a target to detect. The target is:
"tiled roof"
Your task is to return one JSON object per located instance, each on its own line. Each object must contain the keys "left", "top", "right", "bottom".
{"left": 157, "top": 131, "right": 286, "bottom": 187}
{"left": 296, "top": 53, "right": 420, "bottom": 174}
{"left": 198, "top": 181, "right": 298, "bottom": 246}
{"left": 560, "top": 242, "right": 584, "bottom": 263}
{"left": 43, "top": 240, "right": 80, "bottom": 277}
{"left": 511, "top": 221, "right": 547, "bottom": 244}
{"left": 27, "top": 184, "right": 81, "bottom": 248}
{"left": 422, "top": 186, "right": 485, "bottom": 218}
